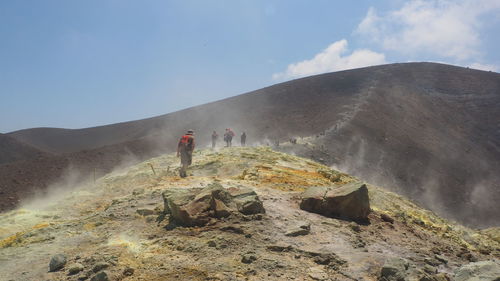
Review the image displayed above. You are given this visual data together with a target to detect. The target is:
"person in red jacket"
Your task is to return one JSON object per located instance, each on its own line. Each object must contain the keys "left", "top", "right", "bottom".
{"left": 177, "top": 129, "right": 195, "bottom": 177}
{"left": 224, "top": 128, "right": 235, "bottom": 147}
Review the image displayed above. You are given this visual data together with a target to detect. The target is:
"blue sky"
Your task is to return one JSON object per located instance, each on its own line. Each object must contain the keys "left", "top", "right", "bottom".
{"left": 1, "top": 0, "right": 499, "bottom": 133}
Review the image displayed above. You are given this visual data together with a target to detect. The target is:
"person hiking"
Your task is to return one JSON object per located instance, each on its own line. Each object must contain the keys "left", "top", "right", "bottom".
{"left": 224, "top": 128, "right": 235, "bottom": 147}
{"left": 211, "top": 131, "right": 218, "bottom": 149}
{"left": 177, "top": 129, "right": 195, "bottom": 178}
{"left": 240, "top": 132, "right": 246, "bottom": 147}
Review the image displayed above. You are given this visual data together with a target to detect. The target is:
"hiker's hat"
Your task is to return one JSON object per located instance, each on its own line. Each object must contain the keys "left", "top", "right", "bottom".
{"left": 187, "top": 129, "right": 194, "bottom": 135}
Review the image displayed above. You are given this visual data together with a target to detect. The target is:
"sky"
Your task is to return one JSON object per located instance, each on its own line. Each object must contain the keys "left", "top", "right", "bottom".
{"left": 1, "top": 0, "right": 499, "bottom": 133}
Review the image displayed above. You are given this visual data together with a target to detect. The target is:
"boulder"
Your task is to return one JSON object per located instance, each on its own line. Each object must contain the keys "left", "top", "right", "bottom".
{"left": 92, "top": 262, "right": 110, "bottom": 273}
{"left": 123, "top": 267, "right": 135, "bottom": 276}
{"left": 454, "top": 260, "right": 500, "bottom": 281}
{"left": 91, "top": 271, "right": 110, "bottom": 281}
{"left": 308, "top": 266, "right": 329, "bottom": 280}
{"left": 241, "top": 252, "right": 257, "bottom": 264}
{"left": 49, "top": 254, "right": 67, "bottom": 272}
{"left": 67, "top": 263, "right": 84, "bottom": 275}
{"left": 379, "top": 257, "right": 409, "bottom": 281}
{"left": 162, "top": 183, "right": 265, "bottom": 226}
{"left": 285, "top": 221, "right": 311, "bottom": 237}
{"left": 300, "top": 182, "right": 370, "bottom": 221}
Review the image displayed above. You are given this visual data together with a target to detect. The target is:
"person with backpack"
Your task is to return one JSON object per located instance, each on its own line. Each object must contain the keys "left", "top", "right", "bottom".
{"left": 224, "top": 128, "right": 235, "bottom": 147}
{"left": 177, "top": 129, "right": 195, "bottom": 178}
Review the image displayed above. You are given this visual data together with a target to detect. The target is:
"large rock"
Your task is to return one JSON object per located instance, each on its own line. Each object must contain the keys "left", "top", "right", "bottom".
{"left": 49, "top": 254, "right": 67, "bottom": 272}
{"left": 454, "top": 260, "right": 500, "bottom": 281}
{"left": 379, "top": 257, "right": 409, "bottom": 281}
{"left": 300, "top": 182, "right": 371, "bottom": 221}
{"left": 162, "top": 183, "right": 264, "bottom": 226}
{"left": 67, "top": 263, "right": 84, "bottom": 275}
{"left": 91, "top": 271, "right": 110, "bottom": 281}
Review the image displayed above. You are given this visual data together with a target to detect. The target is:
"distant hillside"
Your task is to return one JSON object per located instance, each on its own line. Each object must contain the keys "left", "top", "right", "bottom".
{"left": 0, "top": 137, "right": 159, "bottom": 212}
{"left": 4, "top": 62, "right": 500, "bottom": 227}
{"left": 0, "top": 133, "right": 49, "bottom": 164}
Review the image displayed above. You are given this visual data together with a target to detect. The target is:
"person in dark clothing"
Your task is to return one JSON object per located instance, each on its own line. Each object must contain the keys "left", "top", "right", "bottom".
{"left": 177, "top": 130, "right": 195, "bottom": 178}
{"left": 211, "top": 131, "right": 218, "bottom": 149}
{"left": 224, "top": 128, "right": 235, "bottom": 147}
{"left": 240, "top": 132, "right": 246, "bottom": 146}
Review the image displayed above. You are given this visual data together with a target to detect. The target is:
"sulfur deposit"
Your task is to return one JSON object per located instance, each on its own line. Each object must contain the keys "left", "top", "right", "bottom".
{"left": 0, "top": 147, "right": 498, "bottom": 280}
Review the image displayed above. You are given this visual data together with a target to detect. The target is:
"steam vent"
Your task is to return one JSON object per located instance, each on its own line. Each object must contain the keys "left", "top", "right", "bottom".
{"left": 0, "top": 147, "right": 499, "bottom": 280}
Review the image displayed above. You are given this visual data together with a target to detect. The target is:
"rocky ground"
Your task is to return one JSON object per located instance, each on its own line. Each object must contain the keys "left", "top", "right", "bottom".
{"left": 0, "top": 147, "right": 498, "bottom": 281}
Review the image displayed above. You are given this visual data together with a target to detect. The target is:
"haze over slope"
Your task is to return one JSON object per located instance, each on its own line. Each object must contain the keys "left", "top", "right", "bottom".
{"left": 0, "top": 133, "right": 49, "bottom": 164}
{"left": 3, "top": 62, "right": 500, "bottom": 227}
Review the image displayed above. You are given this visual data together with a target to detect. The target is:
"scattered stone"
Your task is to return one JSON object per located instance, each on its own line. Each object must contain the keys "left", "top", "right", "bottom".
{"left": 419, "top": 273, "right": 451, "bottom": 281}
{"left": 253, "top": 214, "right": 263, "bottom": 220}
{"left": 352, "top": 236, "right": 366, "bottom": 248}
{"left": 300, "top": 182, "right": 371, "bottom": 221}
{"left": 381, "top": 213, "right": 395, "bottom": 223}
{"left": 90, "top": 271, "right": 110, "bottom": 281}
{"left": 308, "top": 266, "right": 329, "bottom": 280}
{"left": 92, "top": 262, "right": 110, "bottom": 273}
{"left": 267, "top": 243, "right": 293, "bottom": 252}
{"left": 434, "top": 254, "right": 448, "bottom": 264}
{"left": 49, "top": 254, "right": 67, "bottom": 272}
{"left": 68, "top": 263, "right": 84, "bottom": 275}
{"left": 424, "top": 257, "right": 440, "bottom": 266}
{"left": 349, "top": 222, "right": 361, "bottom": 232}
{"left": 241, "top": 253, "right": 257, "bottom": 264}
{"left": 312, "top": 253, "right": 339, "bottom": 266}
{"left": 433, "top": 273, "right": 451, "bottom": 281}
{"left": 77, "top": 271, "right": 91, "bottom": 281}
{"left": 136, "top": 208, "right": 154, "bottom": 216}
{"left": 132, "top": 188, "right": 144, "bottom": 195}
{"left": 285, "top": 221, "right": 311, "bottom": 236}
{"left": 162, "top": 183, "right": 265, "bottom": 226}
{"left": 478, "top": 247, "right": 491, "bottom": 255}
{"left": 123, "top": 267, "right": 134, "bottom": 276}
{"left": 417, "top": 271, "right": 452, "bottom": 281}
{"left": 423, "top": 264, "right": 437, "bottom": 274}
{"left": 228, "top": 186, "right": 265, "bottom": 215}
{"left": 379, "top": 257, "right": 409, "bottom": 281}
{"left": 207, "top": 240, "right": 216, "bottom": 247}
{"left": 454, "top": 260, "right": 500, "bottom": 281}
{"left": 221, "top": 225, "right": 244, "bottom": 234}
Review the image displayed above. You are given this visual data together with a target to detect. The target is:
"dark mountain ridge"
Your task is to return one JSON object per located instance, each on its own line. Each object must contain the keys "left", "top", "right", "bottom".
{"left": 0, "top": 133, "right": 49, "bottom": 164}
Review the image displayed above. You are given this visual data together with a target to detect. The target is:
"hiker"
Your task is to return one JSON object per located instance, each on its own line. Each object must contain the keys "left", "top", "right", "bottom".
{"left": 241, "top": 132, "right": 246, "bottom": 146}
{"left": 177, "top": 129, "right": 195, "bottom": 178}
{"left": 224, "top": 128, "right": 235, "bottom": 147}
{"left": 211, "top": 131, "right": 218, "bottom": 149}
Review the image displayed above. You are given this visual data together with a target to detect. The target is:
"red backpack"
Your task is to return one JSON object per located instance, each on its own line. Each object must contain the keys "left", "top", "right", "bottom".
{"left": 179, "top": 135, "right": 194, "bottom": 149}
{"left": 180, "top": 135, "right": 191, "bottom": 144}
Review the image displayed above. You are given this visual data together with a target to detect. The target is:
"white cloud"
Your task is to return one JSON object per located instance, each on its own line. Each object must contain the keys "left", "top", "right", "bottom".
{"left": 273, "top": 39, "right": 386, "bottom": 80}
{"left": 469, "top": 62, "right": 498, "bottom": 72}
{"left": 356, "top": 0, "right": 500, "bottom": 61}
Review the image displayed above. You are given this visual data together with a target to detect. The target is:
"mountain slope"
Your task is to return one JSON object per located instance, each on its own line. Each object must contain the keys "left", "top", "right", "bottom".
{"left": 0, "top": 133, "right": 49, "bottom": 164}
{"left": 0, "top": 147, "right": 498, "bottom": 281}
{"left": 4, "top": 62, "right": 500, "bottom": 227}
{"left": 0, "top": 138, "right": 160, "bottom": 212}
